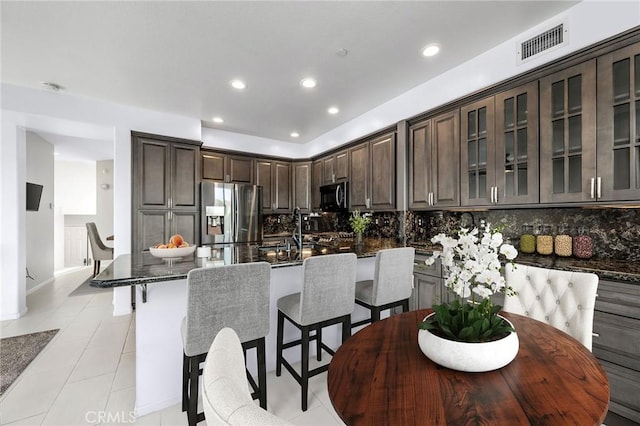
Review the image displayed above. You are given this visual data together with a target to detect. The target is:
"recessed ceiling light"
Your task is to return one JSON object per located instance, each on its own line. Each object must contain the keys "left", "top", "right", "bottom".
{"left": 422, "top": 44, "right": 440, "bottom": 57}
{"left": 290, "top": 132, "right": 300, "bottom": 138}
{"left": 336, "top": 48, "right": 349, "bottom": 57}
{"left": 328, "top": 106, "right": 339, "bottom": 115}
{"left": 300, "top": 78, "right": 317, "bottom": 89}
{"left": 230, "top": 79, "right": 246, "bottom": 90}
{"left": 212, "top": 117, "right": 224, "bottom": 124}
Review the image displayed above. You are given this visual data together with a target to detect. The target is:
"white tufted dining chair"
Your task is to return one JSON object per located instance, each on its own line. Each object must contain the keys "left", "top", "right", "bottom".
{"left": 503, "top": 263, "right": 599, "bottom": 351}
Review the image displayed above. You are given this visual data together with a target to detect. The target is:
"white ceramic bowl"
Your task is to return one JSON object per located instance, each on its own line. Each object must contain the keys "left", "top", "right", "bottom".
{"left": 149, "top": 245, "right": 196, "bottom": 259}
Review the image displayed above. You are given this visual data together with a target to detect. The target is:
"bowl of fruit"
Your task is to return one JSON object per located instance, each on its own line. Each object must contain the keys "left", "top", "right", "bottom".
{"left": 149, "top": 234, "right": 196, "bottom": 259}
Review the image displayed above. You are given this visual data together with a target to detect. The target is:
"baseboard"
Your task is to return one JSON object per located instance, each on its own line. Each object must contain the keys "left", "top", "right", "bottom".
{"left": 134, "top": 395, "right": 181, "bottom": 418}
{"left": 26, "top": 277, "right": 55, "bottom": 295}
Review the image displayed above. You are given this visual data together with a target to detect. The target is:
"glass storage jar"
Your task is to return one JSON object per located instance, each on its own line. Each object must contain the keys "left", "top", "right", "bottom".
{"left": 573, "top": 227, "right": 594, "bottom": 259}
{"left": 554, "top": 224, "right": 573, "bottom": 257}
{"left": 519, "top": 225, "right": 536, "bottom": 254}
{"left": 536, "top": 225, "right": 554, "bottom": 255}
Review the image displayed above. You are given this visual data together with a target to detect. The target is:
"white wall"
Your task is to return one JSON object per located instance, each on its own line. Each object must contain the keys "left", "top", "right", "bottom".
{"left": 96, "top": 160, "right": 114, "bottom": 240}
{"left": 56, "top": 160, "right": 96, "bottom": 214}
{"left": 25, "top": 132, "right": 55, "bottom": 292}
{"left": 1, "top": 88, "right": 200, "bottom": 320}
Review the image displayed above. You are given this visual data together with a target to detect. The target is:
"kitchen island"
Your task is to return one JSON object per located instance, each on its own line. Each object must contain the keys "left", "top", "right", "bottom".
{"left": 91, "top": 238, "right": 404, "bottom": 417}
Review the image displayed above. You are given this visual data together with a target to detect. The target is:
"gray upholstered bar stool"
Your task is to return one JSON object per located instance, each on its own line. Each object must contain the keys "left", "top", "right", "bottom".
{"left": 276, "top": 253, "right": 357, "bottom": 411}
{"left": 181, "top": 262, "right": 270, "bottom": 426}
{"left": 86, "top": 222, "right": 113, "bottom": 277}
{"left": 352, "top": 247, "right": 415, "bottom": 327}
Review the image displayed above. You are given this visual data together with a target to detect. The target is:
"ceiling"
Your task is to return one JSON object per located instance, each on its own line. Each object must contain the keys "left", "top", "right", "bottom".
{"left": 2, "top": 1, "right": 579, "bottom": 149}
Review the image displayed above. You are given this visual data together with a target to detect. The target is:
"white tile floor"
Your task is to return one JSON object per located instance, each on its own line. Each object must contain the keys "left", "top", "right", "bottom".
{"left": 0, "top": 267, "right": 346, "bottom": 426}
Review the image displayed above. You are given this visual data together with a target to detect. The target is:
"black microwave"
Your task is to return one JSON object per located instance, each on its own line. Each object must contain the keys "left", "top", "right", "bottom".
{"left": 320, "top": 182, "right": 349, "bottom": 212}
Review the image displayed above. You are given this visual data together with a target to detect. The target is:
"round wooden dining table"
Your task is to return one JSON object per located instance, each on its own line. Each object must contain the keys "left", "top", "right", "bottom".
{"left": 327, "top": 309, "right": 609, "bottom": 425}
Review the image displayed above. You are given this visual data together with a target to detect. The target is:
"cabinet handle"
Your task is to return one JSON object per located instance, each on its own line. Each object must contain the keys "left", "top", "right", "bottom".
{"left": 168, "top": 197, "right": 172, "bottom": 209}
{"left": 596, "top": 177, "right": 602, "bottom": 199}
{"left": 590, "top": 178, "right": 595, "bottom": 199}
{"left": 490, "top": 186, "right": 495, "bottom": 203}
{"left": 494, "top": 187, "right": 498, "bottom": 204}
{"left": 592, "top": 332, "right": 600, "bottom": 338}
{"left": 430, "top": 192, "right": 434, "bottom": 206}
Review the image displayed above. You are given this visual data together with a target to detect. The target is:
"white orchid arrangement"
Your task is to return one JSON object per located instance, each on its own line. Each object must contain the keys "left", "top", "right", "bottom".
{"left": 420, "top": 222, "right": 519, "bottom": 343}
{"left": 426, "top": 223, "right": 518, "bottom": 301}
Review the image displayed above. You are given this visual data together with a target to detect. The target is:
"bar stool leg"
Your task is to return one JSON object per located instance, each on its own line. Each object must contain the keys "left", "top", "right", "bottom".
{"left": 402, "top": 299, "right": 409, "bottom": 313}
{"left": 342, "top": 315, "right": 351, "bottom": 343}
{"left": 187, "top": 356, "right": 199, "bottom": 426}
{"left": 301, "top": 326, "right": 310, "bottom": 412}
{"left": 257, "top": 337, "right": 267, "bottom": 409}
{"left": 316, "top": 325, "right": 322, "bottom": 361}
{"left": 182, "top": 353, "right": 188, "bottom": 412}
{"left": 371, "top": 307, "right": 381, "bottom": 323}
{"left": 276, "top": 311, "right": 284, "bottom": 377}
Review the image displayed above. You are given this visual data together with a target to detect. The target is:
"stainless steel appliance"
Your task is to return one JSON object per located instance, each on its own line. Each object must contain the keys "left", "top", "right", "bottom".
{"left": 320, "top": 181, "right": 349, "bottom": 212}
{"left": 201, "top": 182, "right": 263, "bottom": 245}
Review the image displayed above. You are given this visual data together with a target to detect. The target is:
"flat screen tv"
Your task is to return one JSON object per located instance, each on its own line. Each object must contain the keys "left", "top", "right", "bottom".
{"left": 26, "top": 182, "right": 44, "bottom": 211}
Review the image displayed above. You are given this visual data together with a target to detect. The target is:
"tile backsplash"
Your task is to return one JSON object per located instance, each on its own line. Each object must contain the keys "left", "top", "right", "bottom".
{"left": 265, "top": 208, "right": 639, "bottom": 261}
{"left": 408, "top": 208, "right": 640, "bottom": 262}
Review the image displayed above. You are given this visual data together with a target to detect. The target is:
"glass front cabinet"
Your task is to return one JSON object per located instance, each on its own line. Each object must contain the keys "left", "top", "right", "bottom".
{"left": 460, "top": 81, "right": 538, "bottom": 207}
{"left": 597, "top": 41, "right": 640, "bottom": 201}
{"left": 539, "top": 59, "right": 597, "bottom": 203}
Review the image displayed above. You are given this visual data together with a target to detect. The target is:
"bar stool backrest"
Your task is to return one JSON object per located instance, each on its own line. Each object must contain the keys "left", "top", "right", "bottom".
{"left": 299, "top": 253, "right": 357, "bottom": 326}
{"left": 372, "top": 247, "right": 415, "bottom": 306}
{"left": 183, "top": 262, "right": 271, "bottom": 357}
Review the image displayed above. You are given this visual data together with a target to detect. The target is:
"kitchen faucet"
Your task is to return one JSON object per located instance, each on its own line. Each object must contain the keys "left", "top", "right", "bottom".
{"left": 292, "top": 206, "right": 302, "bottom": 250}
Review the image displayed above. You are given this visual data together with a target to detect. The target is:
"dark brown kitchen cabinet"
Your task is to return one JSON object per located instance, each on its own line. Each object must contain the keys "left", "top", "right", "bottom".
{"left": 321, "top": 149, "right": 349, "bottom": 184}
{"left": 494, "top": 81, "right": 540, "bottom": 205}
{"left": 202, "top": 150, "right": 254, "bottom": 184}
{"left": 349, "top": 133, "right": 396, "bottom": 211}
{"left": 132, "top": 133, "right": 201, "bottom": 266}
{"left": 597, "top": 41, "right": 640, "bottom": 201}
{"left": 411, "top": 253, "right": 443, "bottom": 310}
{"left": 349, "top": 142, "right": 370, "bottom": 210}
{"left": 293, "top": 161, "right": 311, "bottom": 212}
{"left": 592, "top": 279, "right": 640, "bottom": 423}
{"left": 311, "top": 159, "right": 323, "bottom": 210}
{"left": 255, "top": 159, "right": 291, "bottom": 213}
{"left": 409, "top": 110, "right": 460, "bottom": 209}
{"left": 540, "top": 59, "right": 597, "bottom": 203}
{"left": 461, "top": 97, "right": 495, "bottom": 206}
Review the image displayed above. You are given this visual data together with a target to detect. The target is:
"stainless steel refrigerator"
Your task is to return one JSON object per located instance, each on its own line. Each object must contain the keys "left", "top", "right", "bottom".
{"left": 201, "top": 182, "right": 263, "bottom": 245}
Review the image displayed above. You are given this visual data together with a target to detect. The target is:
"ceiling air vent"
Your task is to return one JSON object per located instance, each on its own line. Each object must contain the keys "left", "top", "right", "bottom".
{"left": 517, "top": 21, "right": 568, "bottom": 65}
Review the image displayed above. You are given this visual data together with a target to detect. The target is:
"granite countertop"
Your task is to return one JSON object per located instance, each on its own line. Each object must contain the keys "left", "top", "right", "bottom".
{"left": 92, "top": 237, "right": 639, "bottom": 289}
{"left": 91, "top": 237, "right": 405, "bottom": 288}
{"left": 408, "top": 242, "right": 640, "bottom": 284}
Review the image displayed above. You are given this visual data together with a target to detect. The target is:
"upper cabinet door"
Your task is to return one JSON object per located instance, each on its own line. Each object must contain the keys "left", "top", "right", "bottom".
{"left": 370, "top": 134, "right": 395, "bottom": 210}
{"left": 408, "top": 119, "right": 431, "bottom": 209}
{"left": 171, "top": 144, "right": 199, "bottom": 209}
{"left": 597, "top": 42, "right": 640, "bottom": 202}
{"left": 255, "top": 160, "right": 274, "bottom": 212}
{"left": 202, "top": 152, "right": 226, "bottom": 181}
{"left": 334, "top": 150, "right": 349, "bottom": 181}
{"left": 461, "top": 97, "right": 495, "bottom": 206}
{"left": 273, "top": 161, "right": 292, "bottom": 213}
{"left": 349, "top": 142, "right": 370, "bottom": 210}
{"left": 311, "top": 159, "right": 323, "bottom": 210}
{"left": 226, "top": 155, "right": 254, "bottom": 184}
{"left": 494, "top": 81, "right": 539, "bottom": 205}
{"left": 431, "top": 110, "right": 460, "bottom": 208}
{"left": 540, "top": 59, "right": 597, "bottom": 203}
{"left": 293, "top": 162, "right": 311, "bottom": 211}
{"left": 137, "top": 138, "right": 170, "bottom": 209}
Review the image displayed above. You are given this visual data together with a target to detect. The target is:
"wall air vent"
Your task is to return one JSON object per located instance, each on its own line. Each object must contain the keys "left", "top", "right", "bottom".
{"left": 517, "top": 21, "right": 568, "bottom": 65}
